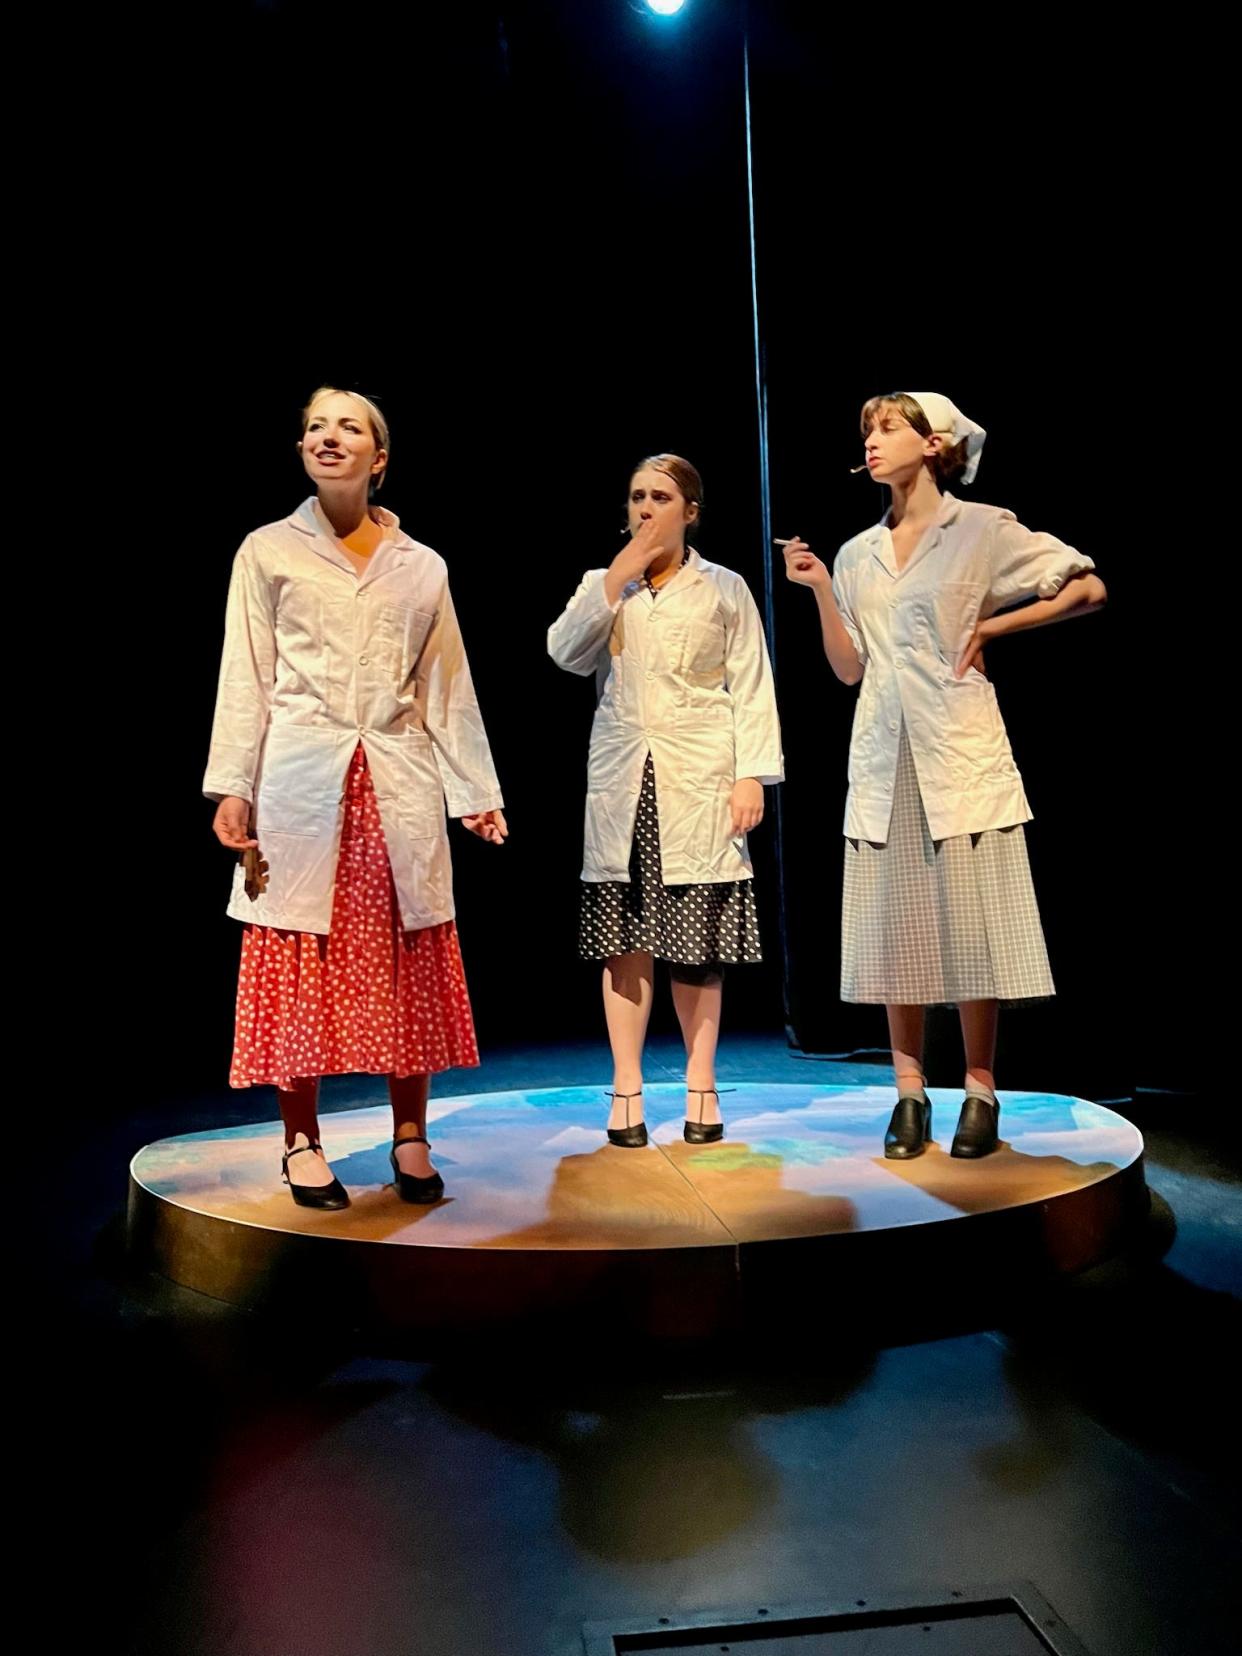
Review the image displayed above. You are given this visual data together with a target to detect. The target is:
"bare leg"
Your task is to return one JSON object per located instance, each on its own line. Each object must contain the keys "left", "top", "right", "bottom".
{"left": 671, "top": 969, "right": 724, "bottom": 1125}
{"left": 390, "top": 1071, "right": 435, "bottom": 1178}
{"left": 603, "top": 951, "right": 654, "bottom": 1128}
{"left": 958, "top": 1000, "right": 999, "bottom": 1097}
{"left": 886, "top": 1004, "right": 927, "bottom": 1098}
{"left": 278, "top": 1077, "right": 337, "bottom": 1187}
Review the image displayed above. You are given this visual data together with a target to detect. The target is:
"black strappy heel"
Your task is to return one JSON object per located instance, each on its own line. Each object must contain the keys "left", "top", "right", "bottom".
{"left": 390, "top": 1135, "right": 446, "bottom": 1204}
{"left": 684, "top": 1087, "right": 726, "bottom": 1144}
{"left": 281, "top": 1141, "right": 350, "bottom": 1210}
{"left": 605, "top": 1090, "right": 648, "bottom": 1148}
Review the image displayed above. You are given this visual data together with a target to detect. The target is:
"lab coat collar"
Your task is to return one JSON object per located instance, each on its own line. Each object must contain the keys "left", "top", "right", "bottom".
{"left": 290, "top": 496, "right": 419, "bottom": 592}
{"left": 871, "top": 492, "right": 963, "bottom": 580}
{"left": 638, "top": 544, "right": 705, "bottom": 605}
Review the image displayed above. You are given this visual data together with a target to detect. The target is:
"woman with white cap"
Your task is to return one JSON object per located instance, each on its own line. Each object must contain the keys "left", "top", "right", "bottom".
{"left": 782, "top": 392, "right": 1106, "bottom": 1159}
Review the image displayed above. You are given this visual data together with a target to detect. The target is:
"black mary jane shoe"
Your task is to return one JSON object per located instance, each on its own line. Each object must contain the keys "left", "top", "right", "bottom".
{"left": 390, "top": 1135, "right": 446, "bottom": 1204}
{"left": 684, "top": 1087, "right": 725, "bottom": 1144}
{"left": 282, "top": 1141, "right": 351, "bottom": 1210}
{"left": 950, "top": 1095, "right": 1000, "bottom": 1159}
{"left": 883, "top": 1096, "right": 932, "bottom": 1160}
{"left": 605, "top": 1090, "right": 648, "bottom": 1148}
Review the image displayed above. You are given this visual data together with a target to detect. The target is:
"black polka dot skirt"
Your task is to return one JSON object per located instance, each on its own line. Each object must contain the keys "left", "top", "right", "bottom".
{"left": 578, "top": 754, "right": 762, "bottom": 966}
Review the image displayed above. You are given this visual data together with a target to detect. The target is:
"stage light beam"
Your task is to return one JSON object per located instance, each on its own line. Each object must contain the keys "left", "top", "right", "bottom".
{"left": 645, "top": 0, "right": 687, "bottom": 15}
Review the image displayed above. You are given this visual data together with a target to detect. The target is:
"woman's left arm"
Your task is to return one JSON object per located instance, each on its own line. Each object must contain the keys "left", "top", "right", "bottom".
{"left": 958, "top": 571, "right": 1107, "bottom": 675}
{"left": 958, "top": 518, "right": 1107, "bottom": 677}
{"left": 724, "top": 581, "right": 785, "bottom": 834}
{"left": 418, "top": 573, "right": 508, "bottom": 842}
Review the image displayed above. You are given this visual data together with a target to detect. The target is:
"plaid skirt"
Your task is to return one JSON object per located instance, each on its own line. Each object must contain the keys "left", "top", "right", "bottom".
{"left": 841, "top": 724, "right": 1054, "bottom": 1006}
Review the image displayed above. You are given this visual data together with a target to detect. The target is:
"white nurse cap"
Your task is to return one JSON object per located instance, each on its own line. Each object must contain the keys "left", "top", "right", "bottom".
{"left": 910, "top": 392, "right": 987, "bottom": 485}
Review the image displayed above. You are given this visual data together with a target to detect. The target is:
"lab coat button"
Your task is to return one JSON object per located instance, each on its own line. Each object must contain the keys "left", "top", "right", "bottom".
{"left": 359, "top": 655, "right": 369, "bottom": 666}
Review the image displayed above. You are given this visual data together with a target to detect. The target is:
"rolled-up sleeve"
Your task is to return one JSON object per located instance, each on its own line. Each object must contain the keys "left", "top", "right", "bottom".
{"left": 203, "top": 537, "right": 276, "bottom": 804}
{"left": 724, "top": 580, "right": 784, "bottom": 785}
{"left": 547, "top": 570, "right": 620, "bottom": 676}
{"left": 986, "top": 513, "right": 1096, "bottom": 610}
{"left": 831, "top": 552, "right": 868, "bottom": 664}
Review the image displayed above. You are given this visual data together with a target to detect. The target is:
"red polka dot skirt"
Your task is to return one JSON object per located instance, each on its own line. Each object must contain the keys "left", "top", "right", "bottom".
{"left": 230, "top": 743, "right": 480, "bottom": 1090}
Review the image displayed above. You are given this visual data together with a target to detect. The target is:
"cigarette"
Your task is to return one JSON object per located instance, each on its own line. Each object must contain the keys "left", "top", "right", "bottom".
{"left": 849, "top": 464, "right": 868, "bottom": 473}
{"left": 773, "top": 537, "right": 795, "bottom": 547}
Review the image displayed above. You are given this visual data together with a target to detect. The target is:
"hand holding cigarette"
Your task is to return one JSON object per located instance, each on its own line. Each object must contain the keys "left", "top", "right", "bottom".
{"left": 775, "top": 535, "right": 830, "bottom": 589}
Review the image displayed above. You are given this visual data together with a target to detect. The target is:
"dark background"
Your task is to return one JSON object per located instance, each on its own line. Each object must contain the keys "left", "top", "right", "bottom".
{"left": 87, "top": 0, "right": 1200, "bottom": 1113}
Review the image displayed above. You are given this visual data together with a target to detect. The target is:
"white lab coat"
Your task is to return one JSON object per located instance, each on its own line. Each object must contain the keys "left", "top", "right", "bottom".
{"left": 548, "top": 549, "right": 784, "bottom": 884}
{"left": 832, "top": 493, "right": 1095, "bottom": 843}
{"left": 203, "top": 498, "right": 502, "bottom": 933}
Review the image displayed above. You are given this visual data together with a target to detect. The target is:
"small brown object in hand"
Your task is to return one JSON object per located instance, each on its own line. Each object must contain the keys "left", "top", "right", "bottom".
{"left": 242, "top": 846, "right": 270, "bottom": 901}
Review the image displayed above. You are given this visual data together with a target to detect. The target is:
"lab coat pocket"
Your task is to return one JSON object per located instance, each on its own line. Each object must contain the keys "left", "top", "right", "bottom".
{"left": 375, "top": 603, "right": 435, "bottom": 679}
{"left": 670, "top": 616, "right": 726, "bottom": 678}
{"left": 255, "top": 728, "right": 332, "bottom": 837}
{"left": 395, "top": 728, "right": 445, "bottom": 838}
{"left": 399, "top": 796, "right": 445, "bottom": 842}
{"left": 396, "top": 799, "right": 452, "bottom": 926}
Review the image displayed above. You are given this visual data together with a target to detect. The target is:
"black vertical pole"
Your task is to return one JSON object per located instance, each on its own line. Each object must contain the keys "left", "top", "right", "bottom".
{"left": 743, "top": 9, "right": 795, "bottom": 1044}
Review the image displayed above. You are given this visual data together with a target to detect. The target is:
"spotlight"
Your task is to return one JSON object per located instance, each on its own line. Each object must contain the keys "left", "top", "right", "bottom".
{"left": 645, "top": 0, "right": 687, "bottom": 14}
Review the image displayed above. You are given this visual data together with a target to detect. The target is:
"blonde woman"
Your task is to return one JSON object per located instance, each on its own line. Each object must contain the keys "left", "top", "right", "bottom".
{"left": 206, "top": 387, "right": 506, "bottom": 1208}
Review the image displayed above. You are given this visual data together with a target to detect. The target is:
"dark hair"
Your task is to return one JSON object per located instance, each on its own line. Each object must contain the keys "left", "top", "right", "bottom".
{"left": 860, "top": 392, "right": 970, "bottom": 487}
{"left": 630, "top": 453, "right": 704, "bottom": 523}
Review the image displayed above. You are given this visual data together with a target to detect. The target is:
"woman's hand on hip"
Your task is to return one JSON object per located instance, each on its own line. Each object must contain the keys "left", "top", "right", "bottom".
{"left": 956, "top": 619, "right": 999, "bottom": 678}
{"left": 213, "top": 796, "right": 258, "bottom": 851}
{"left": 463, "top": 808, "right": 509, "bottom": 845}
{"left": 730, "top": 779, "right": 764, "bottom": 837}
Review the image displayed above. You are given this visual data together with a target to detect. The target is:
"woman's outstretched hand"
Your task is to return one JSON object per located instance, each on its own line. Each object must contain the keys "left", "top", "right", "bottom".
{"left": 463, "top": 808, "right": 509, "bottom": 845}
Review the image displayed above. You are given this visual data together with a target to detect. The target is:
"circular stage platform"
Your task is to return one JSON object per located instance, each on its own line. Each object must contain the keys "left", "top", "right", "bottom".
{"left": 128, "top": 1084, "right": 1147, "bottom": 1339}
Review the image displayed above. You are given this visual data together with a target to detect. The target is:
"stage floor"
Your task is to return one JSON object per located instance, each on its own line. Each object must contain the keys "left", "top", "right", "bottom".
{"left": 128, "top": 1084, "right": 1146, "bottom": 1336}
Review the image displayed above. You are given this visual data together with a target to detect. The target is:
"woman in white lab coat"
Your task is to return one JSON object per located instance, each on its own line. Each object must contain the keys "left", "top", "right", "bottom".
{"left": 205, "top": 387, "right": 507, "bottom": 1209}
{"left": 549, "top": 454, "right": 784, "bottom": 1147}
{"left": 784, "top": 393, "right": 1106, "bottom": 1160}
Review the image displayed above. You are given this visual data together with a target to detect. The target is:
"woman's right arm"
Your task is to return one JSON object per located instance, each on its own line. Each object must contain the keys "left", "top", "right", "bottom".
{"left": 204, "top": 537, "right": 276, "bottom": 846}
{"left": 782, "top": 539, "right": 865, "bottom": 686}
{"left": 547, "top": 570, "right": 617, "bottom": 676}
{"left": 547, "top": 521, "right": 671, "bottom": 676}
